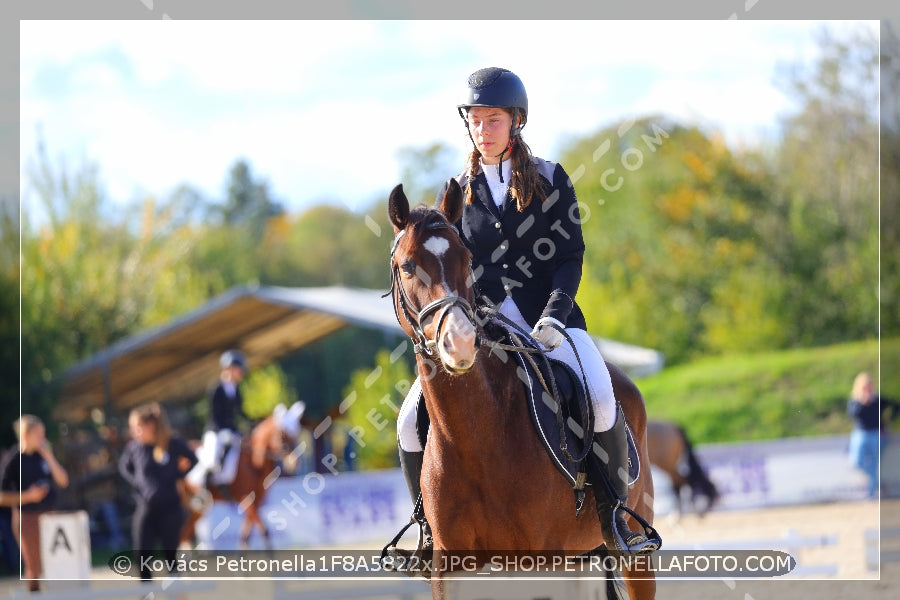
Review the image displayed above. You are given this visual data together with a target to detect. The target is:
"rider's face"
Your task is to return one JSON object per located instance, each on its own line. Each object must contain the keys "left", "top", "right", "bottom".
{"left": 227, "top": 365, "right": 245, "bottom": 383}
{"left": 466, "top": 107, "right": 513, "bottom": 165}
{"left": 129, "top": 417, "right": 156, "bottom": 445}
{"left": 22, "top": 424, "right": 46, "bottom": 452}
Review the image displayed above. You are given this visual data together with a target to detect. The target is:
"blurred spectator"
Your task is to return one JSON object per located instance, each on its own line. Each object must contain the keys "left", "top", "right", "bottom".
{"left": 119, "top": 403, "right": 196, "bottom": 580}
{"left": 0, "top": 415, "right": 70, "bottom": 592}
{"left": 847, "top": 372, "right": 900, "bottom": 499}
{"left": 0, "top": 446, "right": 19, "bottom": 575}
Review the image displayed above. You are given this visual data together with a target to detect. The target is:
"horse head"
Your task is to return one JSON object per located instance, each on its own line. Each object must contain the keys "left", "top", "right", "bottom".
{"left": 249, "top": 401, "right": 305, "bottom": 471}
{"left": 387, "top": 179, "right": 478, "bottom": 374}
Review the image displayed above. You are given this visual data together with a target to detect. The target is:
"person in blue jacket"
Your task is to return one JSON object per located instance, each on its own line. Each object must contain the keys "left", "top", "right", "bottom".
{"left": 395, "top": 67, "right": 658, "bottom": 556}
{"left": 119, "top": 402, "right": 197, "bottom": 580}
{"left": 848, "top": 371, "right": 900, "bottom": 499}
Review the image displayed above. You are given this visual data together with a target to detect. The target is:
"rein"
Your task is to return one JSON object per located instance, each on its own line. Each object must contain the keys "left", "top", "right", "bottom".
{"left": 481, "top": 308, "right": 595, "bottom": 463}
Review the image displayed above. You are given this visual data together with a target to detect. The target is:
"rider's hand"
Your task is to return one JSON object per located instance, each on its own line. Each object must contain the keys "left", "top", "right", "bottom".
{"left": 531, "top": 316, "right": 565, "bottom": 350}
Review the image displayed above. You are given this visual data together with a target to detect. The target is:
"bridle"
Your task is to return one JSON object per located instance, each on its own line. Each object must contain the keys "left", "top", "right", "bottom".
{"left": 384, "top": 220, "right": 477, "bottom": 357}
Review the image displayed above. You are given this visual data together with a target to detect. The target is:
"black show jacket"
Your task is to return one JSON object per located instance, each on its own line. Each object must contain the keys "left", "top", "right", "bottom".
{"left": 437, "top": 157, "right": 587, "bottom": 331}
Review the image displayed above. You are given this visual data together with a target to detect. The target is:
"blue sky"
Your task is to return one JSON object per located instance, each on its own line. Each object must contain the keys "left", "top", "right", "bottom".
{"left": 19, "top": 20, "right": 877, "bottom": 215}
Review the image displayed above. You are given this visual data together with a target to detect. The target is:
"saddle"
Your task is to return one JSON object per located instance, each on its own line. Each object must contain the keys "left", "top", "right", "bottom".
{"left": 414, "top": 322, "right": 639, "bottom": 494}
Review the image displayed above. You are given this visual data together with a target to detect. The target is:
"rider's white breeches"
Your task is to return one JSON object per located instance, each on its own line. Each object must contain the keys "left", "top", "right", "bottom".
{"left": 397, "top": 298, "right": 618, "bottom": 453}
{"left": 200, "top": 429, "right": 239, "bottom": 469}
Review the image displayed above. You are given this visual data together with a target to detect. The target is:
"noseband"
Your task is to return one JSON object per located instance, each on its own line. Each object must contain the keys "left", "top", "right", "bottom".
{"left": 385, "top": 223, "right": 476, "bottom": 356}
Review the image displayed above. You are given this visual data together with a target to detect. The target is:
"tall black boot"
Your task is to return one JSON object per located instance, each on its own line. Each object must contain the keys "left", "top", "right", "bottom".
{"left": 587, "top": 407, "right": 660, "bottom": 556}
{"left": 399, "top": 449, "right": 433, "bottom": 551}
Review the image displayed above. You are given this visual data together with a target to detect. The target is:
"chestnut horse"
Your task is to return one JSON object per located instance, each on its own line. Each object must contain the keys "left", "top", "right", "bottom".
{"left": 179, "top": 412, "right": 299, "bottom": 549}
{"left": 386, "top": 180, "right": 658, "bottom": 600}
{"left": 647, "top": 420, "right": 719, "bottom": 518}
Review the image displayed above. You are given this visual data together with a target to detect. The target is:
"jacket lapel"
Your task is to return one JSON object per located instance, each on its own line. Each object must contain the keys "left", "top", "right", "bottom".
{"left": 472, "top": 172, "right": 503, "bottom": 220}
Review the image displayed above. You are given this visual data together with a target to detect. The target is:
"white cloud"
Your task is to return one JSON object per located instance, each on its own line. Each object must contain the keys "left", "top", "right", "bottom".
{"left": 20, "top": 20, "right": 872, "bottom": 216}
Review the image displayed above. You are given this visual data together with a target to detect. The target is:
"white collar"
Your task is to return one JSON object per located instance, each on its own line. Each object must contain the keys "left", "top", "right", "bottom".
{"left": 480, "top": 158, "right": 512, "bottom": 207}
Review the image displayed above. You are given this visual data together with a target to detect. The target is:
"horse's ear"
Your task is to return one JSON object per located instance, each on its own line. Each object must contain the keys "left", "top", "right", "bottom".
{"left": 439, "top": 178, "right": 463, "bottom": 224}
{"left": 388, "top": 183, "right": 409, "bottom": 233}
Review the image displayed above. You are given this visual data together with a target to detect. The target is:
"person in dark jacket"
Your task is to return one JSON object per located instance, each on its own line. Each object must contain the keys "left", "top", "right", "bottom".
{"left": 395, "top": 67, "right": 658, "bottom": 556}
{"left": 848, "top": 371, "right": 900, "bottom": 499}
{"left": 0, "top": 415, "right": 69, "bottom": 592}
{"left": 0, "top": 447, "right": 20, "bottom": 576}
{"left": 192, "top": 350, "right": 248, "bottom": 488}
{"left": 119, "top": 403, "right": 197, "bottom": 580}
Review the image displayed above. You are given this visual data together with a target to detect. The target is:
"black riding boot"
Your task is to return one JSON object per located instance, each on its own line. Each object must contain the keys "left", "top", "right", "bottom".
{"left": 587, "top": 408, "right": 659, "bottom": 556}
{"left": 399, "top": 449, "right": 433, "bottom": 551}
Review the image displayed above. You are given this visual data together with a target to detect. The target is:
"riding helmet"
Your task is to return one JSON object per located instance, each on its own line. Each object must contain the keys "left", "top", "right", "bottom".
{"left": 457, "top": 67, "right": 528, "bottom": 126}
{"left": 220, "top": 349, "right": 247, "bottom": 371}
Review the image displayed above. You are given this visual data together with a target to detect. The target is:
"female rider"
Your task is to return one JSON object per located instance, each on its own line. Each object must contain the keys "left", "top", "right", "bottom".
{"left": 395, "top": 67, "right": 658, "bottom": 556}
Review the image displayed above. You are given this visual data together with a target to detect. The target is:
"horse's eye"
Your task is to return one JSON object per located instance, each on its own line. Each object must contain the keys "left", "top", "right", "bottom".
{"left": 400, "top": 259, "right": 416, "bottom": 275}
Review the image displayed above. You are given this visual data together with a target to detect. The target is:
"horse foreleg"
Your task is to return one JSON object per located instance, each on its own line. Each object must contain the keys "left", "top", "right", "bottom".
{"left": 426, "top": 549, "right": 448, "bottom": 600}
{"left": 179, "top": 510, "right": 202, "bottom": 550}
{"left": 622, "top": 560, "right": 657, "bottom": 600}
{"left": 671, "top": 483, "right": 683, "bottom": 522}
{"left": 239, "top": 506, "right": 270, "bottom": 551}
{"left": 429, "top": 569, "right": 446, "bottom": 600}
{"left": 254, "top": 506, "right": 271, "bottom": 551}
{"left": 239, "top": 515, "right": 253, "bottom": 549}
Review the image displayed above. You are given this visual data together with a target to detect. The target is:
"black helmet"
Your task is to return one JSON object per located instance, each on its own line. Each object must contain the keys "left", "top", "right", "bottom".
{"left": 457, "top": 67, "right": 528, "bottom": 129}
{"left": 220, "top": 349, "right": 247, "bottom": 371}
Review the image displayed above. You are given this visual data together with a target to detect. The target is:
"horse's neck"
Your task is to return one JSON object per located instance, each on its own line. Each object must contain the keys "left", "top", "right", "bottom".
{"left": 249, "top": 418, "right": 275, "bottom": 451}
{"left": 419, "top": 354, "right": 523, "bottom": 455}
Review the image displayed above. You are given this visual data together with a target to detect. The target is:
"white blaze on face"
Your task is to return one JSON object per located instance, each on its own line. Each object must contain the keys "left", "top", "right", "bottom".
{"left": 423, "top": 236, "right": 449, "bottom": 255}
{"left": 423, "top": 235, "right": 453, "bottom": 295}
{"left": 423, "top": 235, "right": 477, "bottom": 372}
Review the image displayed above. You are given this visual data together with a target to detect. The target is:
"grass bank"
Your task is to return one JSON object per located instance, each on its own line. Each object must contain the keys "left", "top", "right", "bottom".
{"left": 635, "top": 337, "right": 899, "bottom": 444}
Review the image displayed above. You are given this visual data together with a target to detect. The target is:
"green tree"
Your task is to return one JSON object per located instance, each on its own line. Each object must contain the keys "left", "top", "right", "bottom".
{"left": 219, "top": 159, "right": 285, "bottom": 239}
{"left": 880, "top": 20, "right": 900, "bottom": 336}
{"left": 263, "top": 204, "right": 390, "bottom": 289}
{"left": 342, "top": 348, "right": 414, "bottom": 470}
{"left": 20, "top": 142, "right": 210, "bottom": 420}
{"left": 568, "top": 119, "right": 776, "bottom": 363}
{"left": 0, "top": 196, "right": 19, "bottom": 447}
{"left": 396, "top": 141, "right": 462, "bottom": 207}
{"left": 768, "top": 24, "right": 880, "bottom": 345}
{"left": 241, "top": 363, "right": 297, "bottom": 420}
{"left": 565, "top": 25, "right": 880, "bottom": 363}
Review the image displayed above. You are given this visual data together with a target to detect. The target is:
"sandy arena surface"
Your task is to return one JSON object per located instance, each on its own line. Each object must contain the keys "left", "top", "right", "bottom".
{"left": 0, "top": 498, "right": 897, "bottom": 599}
